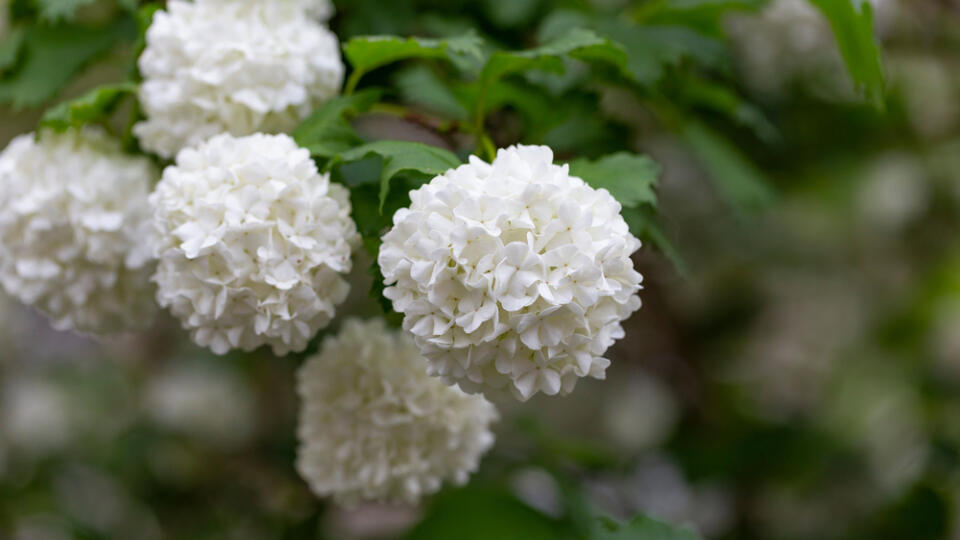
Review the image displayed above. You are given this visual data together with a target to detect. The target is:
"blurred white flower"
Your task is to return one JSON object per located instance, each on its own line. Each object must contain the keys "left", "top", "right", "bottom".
{"left": 379, "top": 145, "right": 643, "bottom": 401}
{"left": 892, "top": 56, "right": 959, "bottom": 140}
{"left": 857, "top": 152, "right": 929, "bottom": 232}
{"left": 146, "top": 363, "right": 256, "bottom": 448}
{"left": 603, "top": 371, "right": 679, "bottom": 453}
{"left": 510, "top": 468, "right": 564, "bottom": 517}
{"left": 821, "top": 360, "right": 929, "bottom": 495}
{"left": 135, "top": 0, "right": 344, "bottom": 158}
{"left": 727, "top": 0, "right": 898, "bottom": 100}
{"left": 150, "top": 133, "right": 357, "bottom": 355}
{"left": 587, "top": 455, "right": 735, "bottom": 538}
{"left": 2, "top": 378, "right": 72, "bottom": 455}
{"left": 297, "top": 318, "right": 498, "bottom": 505}
{"left": 727, "top": 273, "right": 867, "bottom": 418}
{"left": 0, "top": 129, "right": 157, "bottom": 335}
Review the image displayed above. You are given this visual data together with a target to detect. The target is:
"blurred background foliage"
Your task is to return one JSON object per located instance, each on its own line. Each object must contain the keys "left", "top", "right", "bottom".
{"left": 2, "top": 0, "right": 960, "bottom": 538}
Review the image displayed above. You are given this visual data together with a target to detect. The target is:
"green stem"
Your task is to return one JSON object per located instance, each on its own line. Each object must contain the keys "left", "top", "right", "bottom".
{"left": 343, "top": 69, "right": 364, "bottom": 96}
{"left": 481, "top": 134, "right": 496, "bottom": 162}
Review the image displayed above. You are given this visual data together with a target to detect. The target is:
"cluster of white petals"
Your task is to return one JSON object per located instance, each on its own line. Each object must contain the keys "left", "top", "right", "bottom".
{"left": 135, "top": 0, "right": 344, "bottom": 158}
{"left": 297, "top": 318, "right": 498, "bottom": 505}
{"left": 379, "top": 145, "right": 643, "bottom": 401}
{"left": 150, "top": 133, "right": 358, "bottom": 355}
{"left": 0, "top": 129, "right": 157, "bottom": 334}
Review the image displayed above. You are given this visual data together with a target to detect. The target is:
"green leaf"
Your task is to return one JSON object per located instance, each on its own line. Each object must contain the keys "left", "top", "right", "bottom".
{"left": 336, "top": 140, "right": 461, "bottom": 212}
{"left": 343, "top": 32, "right": 484, "bottom": 91}
{"left": 394, "top": 65, "right": 469, "bottom": 121}
{"left": 592, "top": 515, "right": 704, "bottom": 540}
{"left": 569, "top": 152, "right": 660, "bottom": 209}
{"left": 0, "top": 19, "right": 133, "bottom": 108}
{"left": 635, "top": 0, "right": 766, "bottom": 37}
{"left": 681, "top": 120, "right": 776, "bottom": 214}
{"left": 481, "top": 28, "right": 628, "bottom": 88}
{"left": 40, "top": 82, "right": 135, "bottom": 131}
{"left": 673, "top": 75, "right": 779, "bottom": 143}
{"left": 0, "top": 26, "right": 27, "bottom": 72}
{"left": 292, "top": 89, "right": 382, "bottom": 158}
{"left": 405, "top": 487, "right": 566, "bottom": 540}
{"left": 569, "top": 153, "right": 686, "bottom": 275}
{"left": 538, "top": 12, "right": 728, "bottom": 85}
{"left": 482, "top": 0, "right": 541, "bottom": 29}
{"left": 35, "top": 0, "right": 97, "bottom": 21}
{"left": 808, "top": 0, "right": 885, "bottom": 109}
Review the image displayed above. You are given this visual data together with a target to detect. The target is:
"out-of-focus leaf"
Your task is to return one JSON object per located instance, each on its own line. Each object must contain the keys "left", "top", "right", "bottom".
{"left": 335, "top": 140, "right": 461, "bottom": 211}
{"left": 808, "top": 0, "right": 886, "bottom": 109}
{"left": 292, "top": 89, "right": 381, "bottom": 158}
{"left": 394, "top": 65, "right": 469, "bottom": 121}
{"left": 0, "top": 26, "right": 27, "bottom": 72}
{"left": 623, "top": 207, "right": 690, "bottom": 276}
{"left": 570, "top": 152, "right": 660, "bottom": 208}
{"left": 592, "top": 515, "right": 704, "bottom": 540}
{"left": 34, "top": 0, "right": 96, "bottom": 21}
{"left": 681, "top": 120, "right": 776, "bottom": 214}
{"left": 635, "top": 0, "right": 766, "bottom": 37}
{"left": 675, "top": 75, "right": 779, "bottom": 142}
{"left": 539, "top": 11, "right": 728, "bottom": 86}
{"left": 0, "top": 19, "right": 133, "bottom": 108}
{"left": 344, "top": 32, "right": 484, "bottom": 82}
{"left": 481, "top": 28, "right": 628, "bottom": 88}
{"left": 405, "top": 487, "right": 567, "bottom": 540}
{"left": 482, "top": 0, "right": 541, "bottom": 28}
{"left": 40, "top": 82, "right": 135, "bottom": 131}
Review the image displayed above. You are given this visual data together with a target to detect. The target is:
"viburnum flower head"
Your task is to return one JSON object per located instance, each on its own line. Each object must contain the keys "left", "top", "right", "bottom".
{"left": 150, "top": 133, "right": 358, "bottom": 355}
{"left": 135, "top": 0, "right": 344, "bottom": 158}
{"left": 379, "top": 145, "right": 644, "bottom": 401}
{"left": 297, "top": 318, "right": 498, "bottom": 505}
{"left": 0, "top": 128, "right": 157, "bottom": 334}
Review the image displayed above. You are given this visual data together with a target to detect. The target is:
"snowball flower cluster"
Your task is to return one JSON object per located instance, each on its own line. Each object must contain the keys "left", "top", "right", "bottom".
{"left": 297, "top": 318, "right": 498, "bottom": 505}
{"left": 150, "top": 133, "right": 358, "bottom": 355}
{"left": 0, "top": 129, "right": 157, "bottom": 334}
{"left": 135, "top": 0, "right": 344, "bottom": 158}
{"left": 379, "top": 145, "right": 643, "bottom": 401}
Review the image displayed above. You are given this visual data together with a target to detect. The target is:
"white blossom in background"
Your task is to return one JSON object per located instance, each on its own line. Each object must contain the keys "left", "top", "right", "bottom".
{"left": 297, "top": 318, "right": 498, "bottom": 505}
{"left": 0, "top": 129, "right": 157, "bottom": 335}
{"left": 150, "top": 133, "right": 357, "bottom": 355}
{"left": 586, "top": 455, "right": 735, "bottom": 538}
{"left": 726, "top": 0, "right": 897, "bottom": 100}
{"left": 856, "top": 153, "right": 929, "bottom": 232}
{"left": 135, "top": 0, "right": 344, "bottom": 158}
{"left": 145, "top": 363, "right": 256, "bottom": 448}
{"left": 379, "top": 145, "right": 643, "bottom": 401}
{"left": 2, "top": 377, "right": 73, "bottom": 455}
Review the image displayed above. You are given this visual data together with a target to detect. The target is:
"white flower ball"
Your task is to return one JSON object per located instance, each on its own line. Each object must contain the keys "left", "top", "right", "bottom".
{"left": 135, "top": 0, "right": 345, "bottom": 158}
{"left": 0, "top": 129, "right": 157, "bottom": 334}
{"left": 379, "top": 145, "right": 643, "bottom": 401}
{"left": 297, "top": 318, "right": 498, "bottom": 505}
{"left": 150, "top": 133, "right": 358, "bottom": 356}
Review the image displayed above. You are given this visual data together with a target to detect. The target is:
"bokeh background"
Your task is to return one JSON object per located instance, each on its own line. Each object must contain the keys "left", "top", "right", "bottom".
{"left": 2, "top": 0, "right": 960, "bottom": 539}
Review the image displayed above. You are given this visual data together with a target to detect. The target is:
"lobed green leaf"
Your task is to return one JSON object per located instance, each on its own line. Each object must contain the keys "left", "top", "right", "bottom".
{"left": 0, "top": 19, "right": 134, "bottom": 108}
{"left": 292, "top": 89, "right": 382, "bottom": 158}
{"left": 40, "top": 82, "right": 135, "bottom": 131}
{"left": 344, "top": 32, "right": 484, "bottom": 79}
{"left": 569, "top": 152, "right": 660, "bottom": 209}
{"left": 336, "top": 140, "right": 461, "bottom": 212}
